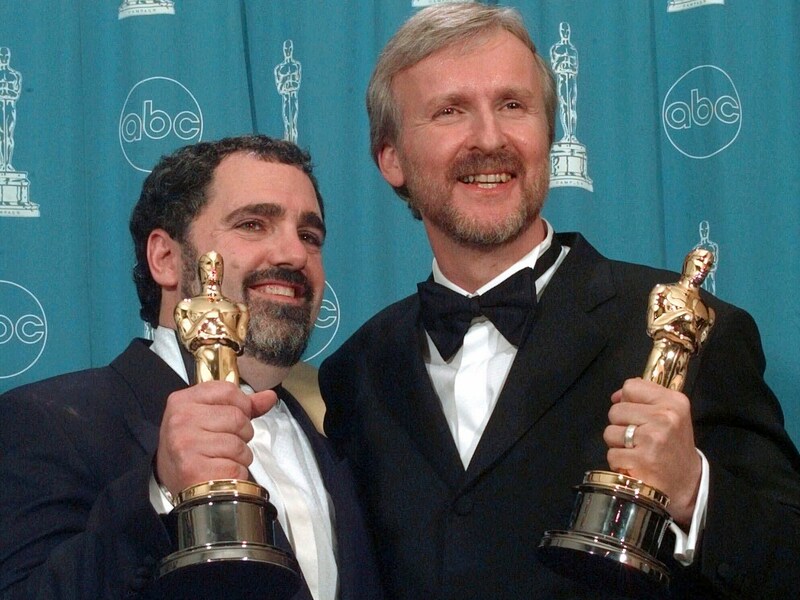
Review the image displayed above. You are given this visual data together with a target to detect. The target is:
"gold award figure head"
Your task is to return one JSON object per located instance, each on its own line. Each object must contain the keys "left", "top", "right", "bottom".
{"left": 174, "top": 251, "right": 249, "bottom": 384}
{"left": 643, "top": 248, "right": 716, "bottom": 391}
{"left": 683, "top": 247, "right": 715, "bottom": 288}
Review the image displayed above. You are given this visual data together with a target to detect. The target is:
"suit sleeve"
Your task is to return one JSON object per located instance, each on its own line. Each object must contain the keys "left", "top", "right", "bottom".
{"left": 0, "top": 390, "right": 172, "bottom": 599}
{"left": 683, "top": 305, "right": 800, "bottom": 597}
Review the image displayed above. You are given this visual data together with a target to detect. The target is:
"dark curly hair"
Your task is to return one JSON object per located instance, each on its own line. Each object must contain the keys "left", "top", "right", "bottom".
{"left": 129, "top": 135, "right": 324, "bottom": 327}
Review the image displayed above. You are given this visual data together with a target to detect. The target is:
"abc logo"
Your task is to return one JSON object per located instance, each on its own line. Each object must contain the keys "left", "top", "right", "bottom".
{"left": 662, "top": 65, "right": 742, "bottom": 159}
{"left": 0, "top": 280, "right": 48, "bottom": 380}
{"left": 302, "top": 280, "right": 340, "bottom": 361}
{"left": 118, "top": 76, "right": 204, "bottom": 172}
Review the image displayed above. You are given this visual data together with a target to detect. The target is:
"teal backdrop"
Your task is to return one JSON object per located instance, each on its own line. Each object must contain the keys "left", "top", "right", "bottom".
{"left": 1, "top": 0, "right": 798, "bottom": 444}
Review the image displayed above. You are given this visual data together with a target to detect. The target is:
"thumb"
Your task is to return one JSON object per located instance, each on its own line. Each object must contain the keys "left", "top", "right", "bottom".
{"left": 250, "top": 389, "right": 279, "bottom": 418}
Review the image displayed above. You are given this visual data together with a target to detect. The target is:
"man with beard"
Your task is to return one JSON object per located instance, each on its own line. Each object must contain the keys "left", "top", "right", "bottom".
{"left": 0, "top": 135, "right": 382, "bottom": 600}
{"left": 318, "top": 4, "right": 800, "bottom": 600}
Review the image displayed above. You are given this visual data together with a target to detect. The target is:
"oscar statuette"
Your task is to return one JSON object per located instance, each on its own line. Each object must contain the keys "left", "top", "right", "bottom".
{"left": 539, "top": 248, "right": 716, "bottom": 595}
{"left": 156, "top": 251, "right": 300, "bottom": 599}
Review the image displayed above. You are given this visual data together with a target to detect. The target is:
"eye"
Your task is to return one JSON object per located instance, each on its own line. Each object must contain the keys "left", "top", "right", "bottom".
{"left": 300, "top": 230, "right": 324, "bottom": 248}
{"left": 503, "top": 100, "right": 523, "bottom": 110}
{"left": 434, "top": 106, "right": 458, "bottom": 118}
{"left": 236, "top": 219, "right": 264, "bottom": 232}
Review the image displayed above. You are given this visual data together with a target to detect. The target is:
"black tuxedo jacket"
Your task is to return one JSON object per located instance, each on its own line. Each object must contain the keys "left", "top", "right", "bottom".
{"left": 319, "top": 233, "right": 800, "bottom": 599}
{"left": 0, "top": 339, "right": 382, "bottom": 600}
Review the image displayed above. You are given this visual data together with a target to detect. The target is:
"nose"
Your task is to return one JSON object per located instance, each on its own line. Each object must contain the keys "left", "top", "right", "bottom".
{"left": 468, "top": 108, "right": 507, "bottom": 153}
{"left": 268, "top": 228, "right": 309, "bottom": 271}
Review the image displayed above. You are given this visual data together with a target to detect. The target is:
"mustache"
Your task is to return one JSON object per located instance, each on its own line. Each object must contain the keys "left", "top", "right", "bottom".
{"left": 448, "top": 148, "right": 526, "bottom": 180}
{"left": 241, "top": 267, "right": 314, "bottom": 301}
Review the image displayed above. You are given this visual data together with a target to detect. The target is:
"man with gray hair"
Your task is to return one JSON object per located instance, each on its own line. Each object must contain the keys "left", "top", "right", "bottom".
{"left": 319, "top": 3, "right": 800, "bottom": 598}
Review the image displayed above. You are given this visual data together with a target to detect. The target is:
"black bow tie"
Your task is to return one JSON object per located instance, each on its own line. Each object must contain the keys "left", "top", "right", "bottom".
{"left": 418, "top": 237, "right": 562, "bottom": 361}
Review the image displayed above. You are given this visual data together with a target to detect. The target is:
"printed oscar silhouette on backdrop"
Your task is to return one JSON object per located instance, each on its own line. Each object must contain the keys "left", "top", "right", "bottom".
{"left": 274, "top": 40, "right": 301, "bottom": 144}
{"left": 0, "top": 47, "right": 38, "bottom": 218}
{"left": 549, "top": 23, "right": 593, "bottom": 192}
{"left": 156, "top": 251, "right": 300, "bottom": 600}
{"left": 694, "top": 220, "right": 718, "bottom": 295}
{"left": 539, "top": 248, "right": 716, "bottom": 595}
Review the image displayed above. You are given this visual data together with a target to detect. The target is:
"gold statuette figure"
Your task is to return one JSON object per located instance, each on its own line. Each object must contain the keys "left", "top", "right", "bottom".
{"left": 643, "top": 248, "right": 715, "bottom": 392}
{"left": 174, "top": 251, "right": 249, "bottom": 384}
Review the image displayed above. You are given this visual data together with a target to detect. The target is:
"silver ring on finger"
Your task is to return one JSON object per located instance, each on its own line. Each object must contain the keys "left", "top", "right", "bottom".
{"left": 624, "top": 423, "right": 638, "bottom": 449}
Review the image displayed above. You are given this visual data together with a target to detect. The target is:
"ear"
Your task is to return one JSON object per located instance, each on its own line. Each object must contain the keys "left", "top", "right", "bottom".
{"left": 147, "top": 229, "right": 182, "bottom": 289}
{"left": 377, "top": 144, "right": 406, "bottom": 188}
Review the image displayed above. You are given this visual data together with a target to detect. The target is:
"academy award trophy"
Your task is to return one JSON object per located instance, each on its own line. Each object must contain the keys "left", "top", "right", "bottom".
{"left": 157, "top": 251, "right": 300, "bottom": 600}
{"left": 539, "top": 248, "right": 716, "bottom": 595}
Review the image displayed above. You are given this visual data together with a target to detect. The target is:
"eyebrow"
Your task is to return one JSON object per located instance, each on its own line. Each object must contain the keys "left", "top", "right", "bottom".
{"left": 300, "top": 211, "right": 327, "bottom": 239}
{"left": 224, "top": 202, "right": 326, "bottom": 238}
{"left": 429, "top": 86, "right": 537, "bottom": 109}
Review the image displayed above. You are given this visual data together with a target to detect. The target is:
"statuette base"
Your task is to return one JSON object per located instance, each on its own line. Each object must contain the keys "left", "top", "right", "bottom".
{"left": 157, "top": 479, "right": 301, "bottom": 599}
{"left": 539, "top": 470, "right": 671, "bottom": 594}
{"left": 157, "top": 547, "right": 300, "bottom": 600}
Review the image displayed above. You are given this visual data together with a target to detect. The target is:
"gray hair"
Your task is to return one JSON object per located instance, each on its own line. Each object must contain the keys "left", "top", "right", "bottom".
{"left": 366, "top": 3, "right": 557, "bottom": 165}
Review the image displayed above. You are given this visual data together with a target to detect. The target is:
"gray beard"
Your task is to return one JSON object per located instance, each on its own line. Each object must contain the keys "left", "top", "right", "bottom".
{"left": 404, "top": 149, "right": 548, "bottom": 249}
{"left": 242, "top": 295, "right": 313, "bottom": 368}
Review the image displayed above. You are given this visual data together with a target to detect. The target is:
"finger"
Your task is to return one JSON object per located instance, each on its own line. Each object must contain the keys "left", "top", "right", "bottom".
{"left": 170, "top": 381, "right": 253, "bottom": 414}
{"left": 197, "top": 432, "right": 254, "bottom": 466}
{"left": 162, "top": 402, "right": 254, "bottom": 440}
{"left": 172, "top": 433, "right": 254, "bottom": 473}
{"left": 156, "top": 436, "right": 253, "bottom": 495}
{"left": 198, "top": 405, "right": 255, "bottom": 440}
{"left": 195, "top": 405, "right": 253, "bottom": 441}
{"left": 607, "top": 400, "right": 656, "bottom": 426}
{"left": 610, "top": 377, "right": 645, "bottom": 404}
{"left": 613, "top": 377, "right": 686, "bottom": 408}
{"left": 609, "top": 385, "right": 628, "bottom": 405}
{"left": 606, "top": 447, "right": 641, "bottom": 478}
{"left": 249, "top": 389, "right": 279, "bottom": 419}
{"left": 603, "top": 424, "right": 644, "bottom": 449}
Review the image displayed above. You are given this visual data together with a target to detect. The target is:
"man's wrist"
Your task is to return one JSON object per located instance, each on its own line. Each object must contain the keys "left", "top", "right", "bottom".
{"left": 151, "top": 456, "right": 176, "bottom": 509}
{"left": 670, "top": 448, "right": 709, "bottom": 566}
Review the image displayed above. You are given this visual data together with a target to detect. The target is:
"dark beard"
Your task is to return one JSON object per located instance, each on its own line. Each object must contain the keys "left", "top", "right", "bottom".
{"left": 180, "top": 243, "right": 201, "bottom": 299}
{"left": 179, "top": 244, "right": 315, "bottom": 368}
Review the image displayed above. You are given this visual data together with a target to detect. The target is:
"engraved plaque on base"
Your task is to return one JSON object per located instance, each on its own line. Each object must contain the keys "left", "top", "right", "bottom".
{"left": 550, "top": 141, "right": 593, "bottom": 192}
{"left": 0, "top": 171, "right": 38, "bottom": 217}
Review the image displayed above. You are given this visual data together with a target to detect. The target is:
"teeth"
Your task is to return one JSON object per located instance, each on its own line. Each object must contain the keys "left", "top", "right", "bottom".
{"left": 261, "top": 284, "right": 295, "bottom": 298}
{"left": 459, "top": 173, "right": 512, "bottom": 184}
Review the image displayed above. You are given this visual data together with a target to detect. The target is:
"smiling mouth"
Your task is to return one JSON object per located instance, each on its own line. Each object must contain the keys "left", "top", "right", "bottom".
{"left": 243, "top": 267, "right": 312, "bottom": 304}
{"left": 253, "top": 283, "right": 298, "bottom": 298}
{"left": 458, "top": 172, "right": 514, "bottom": 188}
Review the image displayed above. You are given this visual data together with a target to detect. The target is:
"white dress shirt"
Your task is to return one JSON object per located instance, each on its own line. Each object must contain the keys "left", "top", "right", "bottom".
{"left": 424, "top": 220, "right": 707, "bottom": 565}
{"left": 148, "top": 326, "right": 339, "bottom": 600}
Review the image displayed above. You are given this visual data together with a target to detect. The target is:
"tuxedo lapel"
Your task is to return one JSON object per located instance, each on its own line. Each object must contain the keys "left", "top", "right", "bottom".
{"left": 279, "top": 386, "right": 353, "bottom": 552}
{"left": 465, "top": 234, "right": 617, "bottom": 481}
{"left": 280, "top": 385, "right": 341, "bottom": 485}
{"left": 380, "top": 301, "right": 466, "bottom": 488}
{"left": 280, "top": 386, "right": 382, "bottom": 600}
{"left": 111, "top": 339, "right": 187, "bottom": 455}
